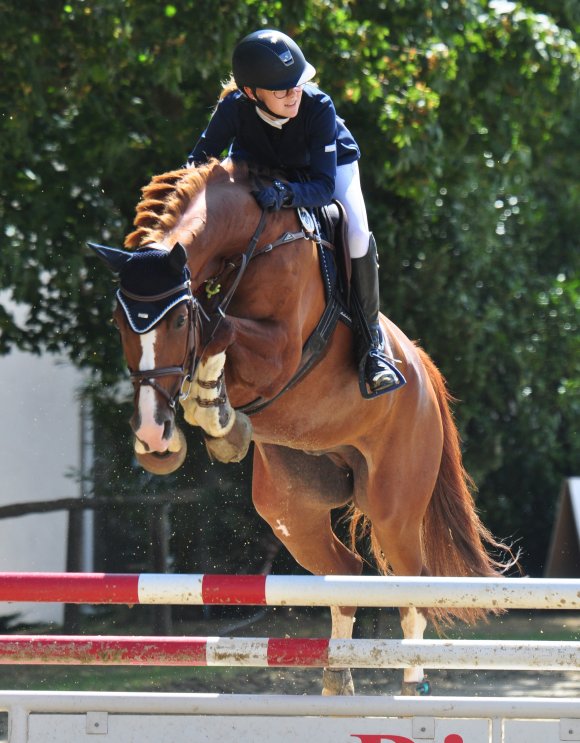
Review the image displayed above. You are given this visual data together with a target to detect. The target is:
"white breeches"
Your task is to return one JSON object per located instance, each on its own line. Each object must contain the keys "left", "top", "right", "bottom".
{"left": 333, "top": 161, "right": 370, "bottom": 258}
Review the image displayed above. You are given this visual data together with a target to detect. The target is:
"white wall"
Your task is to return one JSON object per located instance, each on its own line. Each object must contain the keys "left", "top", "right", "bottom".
{"left": 0, "top": 346, "right": 85, "bottom": 626}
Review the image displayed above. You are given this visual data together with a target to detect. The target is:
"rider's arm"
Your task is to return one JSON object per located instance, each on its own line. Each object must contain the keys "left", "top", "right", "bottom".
{"left": 188, "top": 93, "right": 239, "bottom": 165}
{"left": 284, "top": 93, "right": 338, "bottom": 208}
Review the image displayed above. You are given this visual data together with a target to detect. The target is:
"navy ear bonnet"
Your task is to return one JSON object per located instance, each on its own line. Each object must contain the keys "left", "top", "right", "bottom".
{"left": 117, "top": 249, "right": 191, "bottom": 334}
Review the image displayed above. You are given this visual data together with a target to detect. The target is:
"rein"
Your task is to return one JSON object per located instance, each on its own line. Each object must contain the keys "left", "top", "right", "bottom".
{"left": 207, "top": 209, "right": 268, "bottom": 324}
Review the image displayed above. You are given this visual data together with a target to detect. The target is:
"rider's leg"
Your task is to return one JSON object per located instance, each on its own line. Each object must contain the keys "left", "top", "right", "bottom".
{"left": 333, "top": 163, "right": 400, "bottom": 393}
{"left": 333, "top": 161, "right": 371, "bottom": 260}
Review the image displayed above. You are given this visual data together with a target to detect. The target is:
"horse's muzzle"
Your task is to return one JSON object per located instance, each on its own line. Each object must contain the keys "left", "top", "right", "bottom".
{"left": 133, "top": 427, "right": 188, "bottom": 475}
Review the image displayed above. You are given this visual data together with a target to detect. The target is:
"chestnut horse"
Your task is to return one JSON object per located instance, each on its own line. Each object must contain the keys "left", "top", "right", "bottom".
{"left": 91, "top": 158, "right": 512, "bottom": 696}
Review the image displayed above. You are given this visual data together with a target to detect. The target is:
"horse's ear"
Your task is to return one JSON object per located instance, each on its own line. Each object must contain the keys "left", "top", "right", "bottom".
{"left": 169, "top": 242, "right": 188, "bottom": 273}
{"left": 87, "top": 242, "right": 133, "bottom": 274}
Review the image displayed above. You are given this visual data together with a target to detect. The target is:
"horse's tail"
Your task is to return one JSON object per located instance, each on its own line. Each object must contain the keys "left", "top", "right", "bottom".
{"left": 416, "top": 349, "right": 519, "bottom": 625}
{"left": 349, "top": 348, "right": 518, "bottom": 629}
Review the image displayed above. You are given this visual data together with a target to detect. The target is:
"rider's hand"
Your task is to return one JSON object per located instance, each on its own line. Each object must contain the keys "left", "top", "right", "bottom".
{"left": 252, "top": 180, "right": 293, "bottom": 211}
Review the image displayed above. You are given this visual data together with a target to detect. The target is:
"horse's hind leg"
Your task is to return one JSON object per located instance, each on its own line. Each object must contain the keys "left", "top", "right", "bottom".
{"left": 364, "top": 455, "right": 440, "bottom": 696}
{"left": 322, "top": 606, "right": 356, "bottom": 695}
{"left": 399, "top": 599, "right": 431, "bottom": 695}
{"left": 251, "top": 443, "right": 361, "bottom": 695}
{"left": 378, "top": 520, "right": 432, "bottom": 694}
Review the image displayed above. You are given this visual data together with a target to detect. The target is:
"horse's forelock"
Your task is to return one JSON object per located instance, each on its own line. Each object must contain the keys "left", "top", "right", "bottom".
{"left": 124, "top": 159, "right": 240, "bottom": 249}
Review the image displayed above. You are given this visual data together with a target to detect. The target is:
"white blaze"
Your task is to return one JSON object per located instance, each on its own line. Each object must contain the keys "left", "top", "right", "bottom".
{"left": 134, "top": 329, "right": 168, "bottom": 452}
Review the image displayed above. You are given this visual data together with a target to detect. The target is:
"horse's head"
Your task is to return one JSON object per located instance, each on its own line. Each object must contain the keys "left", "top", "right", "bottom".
{"left": 90, "top": 161, "right": 273, "bottom": 473}
{"left": 90, "top": 240, "right": 200, "bottom": 474}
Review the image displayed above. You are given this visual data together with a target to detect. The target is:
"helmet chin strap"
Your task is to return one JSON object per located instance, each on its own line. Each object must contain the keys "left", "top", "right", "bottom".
{"left": 248, "top": 87, "right": 289, "bottom": 120}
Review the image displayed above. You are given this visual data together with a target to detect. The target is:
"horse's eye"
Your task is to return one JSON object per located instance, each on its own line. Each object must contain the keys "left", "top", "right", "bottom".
{"left": 176, "top": 313, "right": 186, "bottom": 329}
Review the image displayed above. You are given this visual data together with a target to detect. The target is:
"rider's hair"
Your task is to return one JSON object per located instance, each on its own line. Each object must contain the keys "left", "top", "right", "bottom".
{"left": 219, "top": 74, "right": 239, "bottom": 100}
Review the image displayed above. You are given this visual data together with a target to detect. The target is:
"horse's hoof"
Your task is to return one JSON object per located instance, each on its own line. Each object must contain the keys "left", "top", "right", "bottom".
{"left": 322, "top": 668, "right": 355, "bottom": 696}
{"left": 134, "top": 428, "right": 187, "bottom": 475}
{"left": 400, "top": 678, "right": 431, "bottom": 696}
{"left": 204, "top": 411, "right": 252, "bottom": 463}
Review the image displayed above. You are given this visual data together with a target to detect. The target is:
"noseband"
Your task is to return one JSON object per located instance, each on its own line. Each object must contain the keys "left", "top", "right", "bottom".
{"left": 120, "top": 280, "right": 203, "bottom": 411}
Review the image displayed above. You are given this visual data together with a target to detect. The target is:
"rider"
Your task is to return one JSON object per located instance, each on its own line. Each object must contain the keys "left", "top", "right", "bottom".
{"left": 187, "top": 29, "right": 402, "bottom": 395}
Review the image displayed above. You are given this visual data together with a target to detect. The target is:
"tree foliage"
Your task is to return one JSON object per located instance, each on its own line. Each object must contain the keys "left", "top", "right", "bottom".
{"left": 1, "top": 0, "right": 578, "bottom": 572}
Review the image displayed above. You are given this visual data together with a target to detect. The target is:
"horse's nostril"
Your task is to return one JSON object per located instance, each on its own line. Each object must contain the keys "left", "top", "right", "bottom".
{"left": 134, "top": 436, "right": 150, "bottom": 453}
{"left": 163, "top": 419, "right": 173, "bottom": 440}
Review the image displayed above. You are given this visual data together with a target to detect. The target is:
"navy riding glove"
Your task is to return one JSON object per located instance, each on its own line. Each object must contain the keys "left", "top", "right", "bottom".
{"left": 252, "top": 180, "right": 293, "bottom": 211}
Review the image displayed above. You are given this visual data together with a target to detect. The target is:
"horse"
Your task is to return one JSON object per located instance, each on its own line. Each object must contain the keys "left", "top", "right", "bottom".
{"left": 90, "top": 158, "right": 513, "bottom": 696}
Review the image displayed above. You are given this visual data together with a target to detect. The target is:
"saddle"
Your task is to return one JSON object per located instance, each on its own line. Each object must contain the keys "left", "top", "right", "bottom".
{"left": 316, "top": 200, "right": 352, "bottom": 306}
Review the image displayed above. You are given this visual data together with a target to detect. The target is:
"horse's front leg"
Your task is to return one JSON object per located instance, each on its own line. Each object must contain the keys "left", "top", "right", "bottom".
{"left": 181, "top": 351, "right": 252, "bottom": 463}
{"left": 181, "top": 313, "right": 301, "bottom": 463}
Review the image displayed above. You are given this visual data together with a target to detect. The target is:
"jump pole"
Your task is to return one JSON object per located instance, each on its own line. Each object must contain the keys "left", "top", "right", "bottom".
{"left": 0, "top": 635, "right": 578, "bottom": 671}
{"left": 0, "top": 573, "right": 579, "bottom": 609}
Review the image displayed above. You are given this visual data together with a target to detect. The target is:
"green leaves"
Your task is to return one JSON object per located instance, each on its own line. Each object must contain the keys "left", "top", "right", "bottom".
{"left": 0, "top": 0, "right": 578, "bottom": 572}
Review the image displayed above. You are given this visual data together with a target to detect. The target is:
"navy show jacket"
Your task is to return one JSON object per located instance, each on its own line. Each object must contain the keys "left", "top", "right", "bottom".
{"left": 188, "top": 85, "right": 360, "bottom": 208}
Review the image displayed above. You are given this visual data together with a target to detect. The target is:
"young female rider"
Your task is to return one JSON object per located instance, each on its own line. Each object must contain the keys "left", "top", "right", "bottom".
{"left": 188, "top": 29, "right": 402, "bottom": 395}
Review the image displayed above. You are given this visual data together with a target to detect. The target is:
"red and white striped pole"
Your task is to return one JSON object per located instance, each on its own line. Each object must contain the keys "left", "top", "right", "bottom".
{"left": 0, "top": 573, "right": 578, "bottom": 609}
{"left": 0, "top": 636, "right": 578, "bottom": 670}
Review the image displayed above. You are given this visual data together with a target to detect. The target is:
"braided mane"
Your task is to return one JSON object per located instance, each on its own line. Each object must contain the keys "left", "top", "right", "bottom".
{"left": 124, "top": 159, "right": 229, "bottom": 249}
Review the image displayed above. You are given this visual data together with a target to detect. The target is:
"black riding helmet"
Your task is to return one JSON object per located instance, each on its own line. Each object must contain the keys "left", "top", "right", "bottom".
{"left": 232, "top": 30, "right": 316, "bottom": 92}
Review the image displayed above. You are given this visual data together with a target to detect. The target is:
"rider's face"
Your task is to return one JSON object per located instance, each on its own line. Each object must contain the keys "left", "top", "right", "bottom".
{"left": 246, "top": 86, "right": 303, "bottom": 118}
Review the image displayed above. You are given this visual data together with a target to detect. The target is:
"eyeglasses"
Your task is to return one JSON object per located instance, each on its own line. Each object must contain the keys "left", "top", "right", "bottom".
{"left": 271, "top": 85, "right": 304, "bottom": 99}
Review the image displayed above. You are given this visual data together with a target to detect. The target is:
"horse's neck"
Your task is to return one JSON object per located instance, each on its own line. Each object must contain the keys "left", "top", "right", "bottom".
{"left": 162, "top": 185, "right": 246, "bottom": 278}
{"left": 232, "top": 212, "right": 322, "bottom": 318}
{"left": 196, "top": 189, "right": 293, "bottom": 270}
{"left": 176, "top": 177, "right": 316, "bottom": 304}
{"left": 200, "top": 184, "right": 260, "bottom": 250}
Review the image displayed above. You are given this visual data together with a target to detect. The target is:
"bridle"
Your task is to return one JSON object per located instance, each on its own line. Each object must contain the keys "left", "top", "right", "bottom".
{"left": 120, "top": 278, "right": 203, "bottom": 411}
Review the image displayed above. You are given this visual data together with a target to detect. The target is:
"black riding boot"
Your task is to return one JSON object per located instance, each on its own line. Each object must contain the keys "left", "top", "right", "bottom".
{"left": 351, "top": 235, "right": 403, "bottom": 395}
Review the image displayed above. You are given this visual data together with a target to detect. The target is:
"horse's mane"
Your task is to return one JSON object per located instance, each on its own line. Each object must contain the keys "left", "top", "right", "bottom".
{"left": 124, "top": 159, "right": 247, "bottom": 249}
